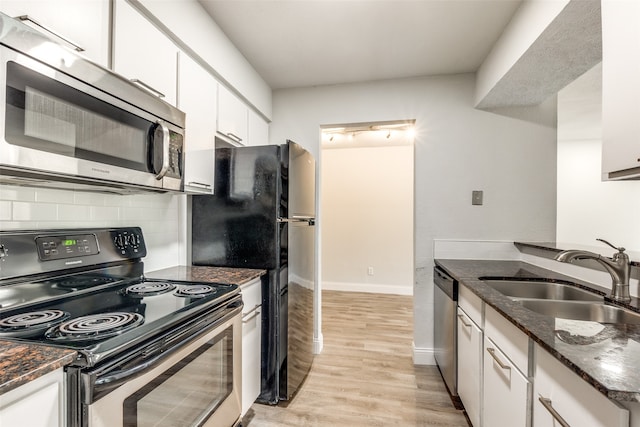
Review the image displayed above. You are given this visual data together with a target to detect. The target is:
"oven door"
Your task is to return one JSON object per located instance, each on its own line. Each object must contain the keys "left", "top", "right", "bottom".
{"left": 80, "top": 307, "right": 242, "bottom": 427}
{"left": 0, "top": 46, "right": 184, "bottom": 192}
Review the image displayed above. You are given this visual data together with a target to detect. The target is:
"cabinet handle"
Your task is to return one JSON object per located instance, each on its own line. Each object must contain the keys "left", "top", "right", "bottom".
{"left": 226, "top": 132, "right": 243, "bottom": 143}
{"left": 16, "top": 15, "right": 85, "bottom": 52}
{"left": 242, "top": 304, "right": 261, "bottom": 323}
{"left": 130, "top": 79, "right": 165, "bottom": 99}
{"left": 486, "top": 347, "right": 511, "bottom": 370}
{"left": 457, "top": 314, "right": 472, "bottom": 328}
{"left": 538, "top": 396, "right": 571, "bottom": 427}
{"left": 187, "top": 181, "right": 212, "bottom": 189}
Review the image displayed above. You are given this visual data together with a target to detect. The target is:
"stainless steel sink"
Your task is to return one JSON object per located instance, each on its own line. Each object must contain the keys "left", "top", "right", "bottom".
{"left": 519, "top": 300, "right": 640, "bottom": 324}
{"left": 482, "top": 279, "right": 603, "bottom": 302}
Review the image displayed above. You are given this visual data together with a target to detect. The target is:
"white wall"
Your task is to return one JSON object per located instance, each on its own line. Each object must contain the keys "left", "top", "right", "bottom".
{"left": 270, "top": 73, "right": 558, "bottom": 360}
{"left": 321, "top": 133, "right": 414, "bottom": 295}
{"left": 557, "top": 62, "right": 640, "bottom": 249}
{"left": 0, "top": 186, "right": 184, "bottom": 272}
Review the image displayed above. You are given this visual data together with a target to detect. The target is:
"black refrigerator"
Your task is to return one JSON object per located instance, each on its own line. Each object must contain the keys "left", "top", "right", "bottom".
{"left": 191, "top": 140, "right": 316, "bottom": 404}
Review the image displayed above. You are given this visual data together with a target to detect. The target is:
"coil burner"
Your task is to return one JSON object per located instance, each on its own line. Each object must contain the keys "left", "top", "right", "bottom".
{"left": 125, "top": 282, "right": 177, "bottom": 297}
{"left": 174, "top": 284, "right": 216, "bottom": 298}
{"left": 45, "top": 312, "right": 144, "bottom": 342}
{"left": 0, "top": 309, "right": 71, "bottom": 338}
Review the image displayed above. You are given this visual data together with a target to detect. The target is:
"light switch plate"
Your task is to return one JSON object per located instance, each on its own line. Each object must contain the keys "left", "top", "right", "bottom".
{"left": 472, "top": 190, "right": 483, "bottom": 205}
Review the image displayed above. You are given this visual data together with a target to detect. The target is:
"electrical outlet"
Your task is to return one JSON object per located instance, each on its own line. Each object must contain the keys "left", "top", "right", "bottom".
{"left": 367, "top": 267, "right": 374, "bottom": 276}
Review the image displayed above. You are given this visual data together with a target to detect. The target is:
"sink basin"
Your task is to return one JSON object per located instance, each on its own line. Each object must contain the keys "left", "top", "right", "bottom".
{"left": 482, "top": 280, "right": 603, "bottom": 302}
{"left": 519, "top": 300, "right": 640, "bottom": 324}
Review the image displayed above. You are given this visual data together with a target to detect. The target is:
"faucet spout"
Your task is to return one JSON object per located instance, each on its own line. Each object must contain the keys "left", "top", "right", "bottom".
{"left": 554, "top": 242, "right": 631, "bottom": 303}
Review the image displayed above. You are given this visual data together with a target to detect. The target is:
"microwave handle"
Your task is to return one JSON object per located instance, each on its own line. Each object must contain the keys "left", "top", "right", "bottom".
{"left": 153, "top": 121, "right": 170, "bottom": 179}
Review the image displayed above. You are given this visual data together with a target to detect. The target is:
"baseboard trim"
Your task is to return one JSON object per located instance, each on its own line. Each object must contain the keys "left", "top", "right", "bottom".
{"left": 322, "top": 281, "right": 413, "bottom": 295}
{"left": 413, "top": 344, "right": 435, "bottom": 365}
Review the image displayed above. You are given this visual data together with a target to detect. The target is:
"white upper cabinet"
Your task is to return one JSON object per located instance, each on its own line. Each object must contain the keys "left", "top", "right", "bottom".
{"left": 0, "top": 0, "right": 110, "bottom": 67}
{"left": 601, "top": 0, "right": 640, "bottom": 180}
{"left": 112, "top": 0, "right": 178, "bottom": 106}
{"left": 247, "top": 109, "right": 269, "bottom": 146}
{"left": 217, "top": 84, "right": 248, "bottom": 146}
{"left": 178, "top": 53, "right": 217, "bottom": 194}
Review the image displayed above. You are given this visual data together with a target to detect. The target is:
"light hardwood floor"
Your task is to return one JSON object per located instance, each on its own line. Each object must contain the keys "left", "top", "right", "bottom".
{"left": 243, "top": 290, "right": 469, "bottom": 426}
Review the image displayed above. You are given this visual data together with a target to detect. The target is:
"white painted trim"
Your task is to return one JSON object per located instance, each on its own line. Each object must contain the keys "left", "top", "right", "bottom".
{"left": 413, "top": 344, "right": 435, "bottom": 365}
{"left": 313, "top": 333, "right": 324, "bottom": 354}
{"left": 322, "top": 281, "right": 413, "bottom": 296}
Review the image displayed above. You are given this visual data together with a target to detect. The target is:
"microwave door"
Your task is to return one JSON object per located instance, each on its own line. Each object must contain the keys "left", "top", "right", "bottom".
{"left": 0, "top": 45, "right": 184, "bottom": 192}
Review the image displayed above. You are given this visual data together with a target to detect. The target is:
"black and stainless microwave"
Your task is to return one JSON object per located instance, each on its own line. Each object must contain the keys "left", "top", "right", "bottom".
{"left": 0, "top": 12, "right": 185, "bottom": 193}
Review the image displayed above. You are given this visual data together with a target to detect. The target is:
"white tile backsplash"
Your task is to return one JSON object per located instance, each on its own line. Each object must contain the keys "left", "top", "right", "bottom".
{"left": 0, "top": 184, "right": 186, "bottom": 268}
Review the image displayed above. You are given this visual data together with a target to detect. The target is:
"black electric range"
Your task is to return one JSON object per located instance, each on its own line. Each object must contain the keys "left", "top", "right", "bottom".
{"left": 0, "top": 227, "right": 241, "bottom": 367}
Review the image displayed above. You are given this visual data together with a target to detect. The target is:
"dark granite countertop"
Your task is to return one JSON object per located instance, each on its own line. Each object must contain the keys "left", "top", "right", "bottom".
{"left": 435, "top": 259, "right": 640, "bottom": 402}
{"left": 145, "top": 266, "right": 266, "bottom": 287}
{"left": 0, "top": 341, "right": 76, "bottom": 396}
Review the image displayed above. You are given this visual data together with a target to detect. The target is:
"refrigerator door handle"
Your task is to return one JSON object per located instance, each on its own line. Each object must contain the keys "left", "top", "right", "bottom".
{"left": 277, "top": 217, "right": 315, "bottom": 226}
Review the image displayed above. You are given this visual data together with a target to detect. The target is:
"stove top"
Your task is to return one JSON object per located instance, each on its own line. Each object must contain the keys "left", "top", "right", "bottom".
{"left": 0, "top": 227, "right": 241, "bottom": 367}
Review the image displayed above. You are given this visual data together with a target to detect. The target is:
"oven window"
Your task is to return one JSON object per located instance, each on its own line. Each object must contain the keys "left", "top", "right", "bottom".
{"left": 123, "top": 328, "right": 233, "bottom": 427}
{"left": 5, "top": 61, "right": 152, "bottom": 172}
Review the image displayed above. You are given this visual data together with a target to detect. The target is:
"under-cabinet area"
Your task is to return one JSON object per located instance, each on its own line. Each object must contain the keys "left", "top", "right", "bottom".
{"left": 436, "top": 257, "right": 640, "bottom": 427}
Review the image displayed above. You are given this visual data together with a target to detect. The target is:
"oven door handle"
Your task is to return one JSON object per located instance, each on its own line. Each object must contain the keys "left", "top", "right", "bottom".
{"left": 93, "top": 303, "right": 242, "bottom": 394}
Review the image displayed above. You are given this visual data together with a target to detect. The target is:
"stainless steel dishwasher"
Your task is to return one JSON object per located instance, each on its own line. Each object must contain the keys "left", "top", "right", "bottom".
{"left": 433, "top": 265, "right": 461, "bottom": 406}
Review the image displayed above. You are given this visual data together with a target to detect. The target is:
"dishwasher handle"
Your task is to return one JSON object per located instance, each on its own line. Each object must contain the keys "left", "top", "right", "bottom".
{"left": 433, "top": 266, "right": 457, "bottom": 300}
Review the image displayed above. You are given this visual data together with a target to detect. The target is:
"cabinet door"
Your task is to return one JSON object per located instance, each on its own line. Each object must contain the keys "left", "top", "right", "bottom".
{"left": 601, "top": 0, "right": 640, "bottom": 179}
{"left": 0, "top": 369, "right": 64, "bottom": 427}
{"left": 457, "top": 307, "right": 482, "bottom": 427}
{"left": 534, "top": 344, "right": 628, "bottom": 427}
{"left": 112, "top": 0, "right": 178, "bottom": 106}
{"left": 0, "top": 0, "right": 110, "bottom": 66}
{"left": 483, "top": 336, "right": 530, "bottom": 427}
{"left": 178, "top": 53, "right": 216, "bottom": 194}
{"left": 241, "top": 278, "right": 262, "bottom": 416}
{"left": 217, "top": 85, "right": 248, "bottom": 145}
{"left": 247, "top": 109, "right": 269, "bottom": 146}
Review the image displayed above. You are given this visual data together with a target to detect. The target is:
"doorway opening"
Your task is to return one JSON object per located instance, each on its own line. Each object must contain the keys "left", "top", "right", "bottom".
{"left": 320, "top": 120, "right": 415, "bottom": 295}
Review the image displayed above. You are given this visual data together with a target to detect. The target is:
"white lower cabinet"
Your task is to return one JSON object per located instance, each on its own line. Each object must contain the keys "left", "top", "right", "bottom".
{"left": 457, "top": 305, "right": 482, "bottom": 427}
{"left": 241, "top": 277, "right": 263, "bottom": 416}
{"left": 0, "top": 369, "right": 65, "bottom": 427}
{"left": 482, "top": 305, "right": 531, "bottom": 427}
{"left": 483, "top": 336, "right": 530, "bottom": 427}
{"left": 534, "top": 343, "right": 628, "bottom": 427}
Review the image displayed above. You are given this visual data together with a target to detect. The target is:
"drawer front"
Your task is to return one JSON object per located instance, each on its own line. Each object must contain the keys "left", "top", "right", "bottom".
{"left": 459, "top": 285, "right": 483, "bottom": 326}
{"left": 485, "top": 305, "right": 529, "bottom": 375}
{"left": 241, "top": 277, "right": 262, "bottom": 316}
{"left": 534, "top": 344, "right": 628, "bottom": 427}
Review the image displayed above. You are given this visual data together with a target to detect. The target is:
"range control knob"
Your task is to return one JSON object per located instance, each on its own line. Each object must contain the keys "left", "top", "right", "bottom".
{"left": 127, "top": 233, "right": 139, "bottom": 248}
{"left": 114, "top": 234, "right": 126, "bottom": 250}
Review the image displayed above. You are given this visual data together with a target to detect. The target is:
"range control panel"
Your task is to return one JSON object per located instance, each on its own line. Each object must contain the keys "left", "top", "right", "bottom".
{"left": 36, "top": 233, "right": 99, "bottom": 261}
{"left": 111, "top": 228, "right": 144, "bottom": 257}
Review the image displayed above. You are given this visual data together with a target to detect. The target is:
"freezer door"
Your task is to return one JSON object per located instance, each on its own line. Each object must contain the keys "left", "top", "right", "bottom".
{"left": 287, "top": 140, "right": 316, "bottom": 218}
{"left": 191, "top": 146, "right": 281, "bottom": 269}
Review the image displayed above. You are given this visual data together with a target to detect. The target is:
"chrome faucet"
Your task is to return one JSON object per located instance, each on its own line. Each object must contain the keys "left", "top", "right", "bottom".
{"left": 554, "top": 239, "right": 631, "bottom": 303}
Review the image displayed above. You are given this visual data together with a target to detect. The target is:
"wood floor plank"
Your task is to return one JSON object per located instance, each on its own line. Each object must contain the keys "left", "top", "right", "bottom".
{"left": 243, "top": 290, "right": 469, "bottom": 426}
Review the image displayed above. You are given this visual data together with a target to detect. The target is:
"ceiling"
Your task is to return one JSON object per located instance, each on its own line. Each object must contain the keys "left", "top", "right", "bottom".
{"left": 198, "top": 0, "right": 524, "bottom": 90}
